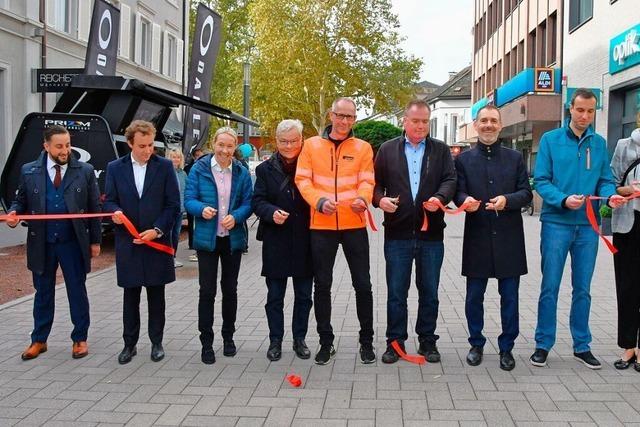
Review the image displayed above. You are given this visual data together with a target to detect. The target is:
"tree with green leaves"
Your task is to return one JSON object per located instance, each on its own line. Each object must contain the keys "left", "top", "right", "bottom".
{"left": 248, "top": 0, "right": 421, "bottom": 137}
{"left": 353, "top": 120, "right": 402, "bottom": 152}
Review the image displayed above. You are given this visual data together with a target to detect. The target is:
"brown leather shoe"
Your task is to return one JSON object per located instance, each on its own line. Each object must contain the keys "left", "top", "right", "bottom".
{"left": 72, "top": 341, "right": 88, "bottom": 359}
{"left": 21, "top": 342, "right": 47, "bottom": 360}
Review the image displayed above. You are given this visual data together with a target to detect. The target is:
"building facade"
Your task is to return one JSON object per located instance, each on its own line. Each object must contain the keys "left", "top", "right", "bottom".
{"left": 426, "top": 66, "right": 472, "bottom": 156}
{"left": 0, "top": 0, "right": 188, "bottom": 164}
{"left": 461, "top": 0, "right": 563, "bottom": 172}
{"left": 563, "top": 0, "right": 640, "bottom": 150}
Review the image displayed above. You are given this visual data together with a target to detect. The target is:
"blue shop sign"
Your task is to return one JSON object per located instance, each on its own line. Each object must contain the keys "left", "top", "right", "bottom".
{"left": 610, "top": 24, "right": 640, "bottom": 75}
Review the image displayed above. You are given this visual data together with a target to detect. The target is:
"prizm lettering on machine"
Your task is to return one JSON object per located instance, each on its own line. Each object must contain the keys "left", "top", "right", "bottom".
{"left": 43, "top": 120, "right": 91, "bottom": 131}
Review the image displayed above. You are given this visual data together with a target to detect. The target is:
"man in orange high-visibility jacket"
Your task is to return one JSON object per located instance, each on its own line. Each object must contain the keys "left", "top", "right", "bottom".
{"left": 295, "top": 97, "right": 376, "bottom": 365}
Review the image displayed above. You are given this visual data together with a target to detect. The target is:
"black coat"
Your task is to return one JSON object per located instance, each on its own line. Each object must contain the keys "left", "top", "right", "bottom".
{"left": 9, "top": 152, "right": 101, "bottom": 275}
{"left": 103, "top": 154, "right": 180, "bottom": 287}
{"left": 454, "top": 142, "right": 532, "bottom": 278}
{"left": 373, "top": 135, "right": 457, "bottom": 241}
{"left": 251, "top": 154, "right": 312, "bottom": 278}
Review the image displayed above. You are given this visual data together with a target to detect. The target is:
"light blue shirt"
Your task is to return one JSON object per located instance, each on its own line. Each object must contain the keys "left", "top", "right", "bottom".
{"left": 404, "top": 137, "right": 425, "bottom": 200}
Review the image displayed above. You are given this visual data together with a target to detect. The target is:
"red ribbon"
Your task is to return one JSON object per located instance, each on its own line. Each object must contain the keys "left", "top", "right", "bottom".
{"left": 421, "top": 199, "right": 470, "bottom": 232}
{"left": 365, "top": 208, "right": 378, "bottom": 231}
{"left": 0, "top": 212, "right": 175, "bottom": 256}
{"left": 391, "top": 340, "right": 426, "bottom": 365}
{"left": 286, "top": 374, "right": 302, "bottom": 387}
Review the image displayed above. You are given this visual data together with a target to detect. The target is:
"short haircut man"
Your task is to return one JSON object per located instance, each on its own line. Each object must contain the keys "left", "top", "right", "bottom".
{"left": 454, "top": 105, "right": 532, "bottom": 371}
{"left": 7, "top": 125, "right": 102, "bottom": 360}
{"left": 531, "top": 88, "right": 625, "bottom": 369}
{"left": 373, "top": 99, "right": 457, "bottom": 364}
{"left": 295, "top": 96, "right": 377, "bottom": 365}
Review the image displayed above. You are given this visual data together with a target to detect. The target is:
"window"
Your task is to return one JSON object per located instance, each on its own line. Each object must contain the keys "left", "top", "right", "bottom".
{"left": 527, "top": 29, "right": 536, "bottom": 67}
{"left": 430, "top": 118, "right": 438, "bottom": 139}
{"left": 140, "top": 17, "right": 151, "bottom": 66}
{"left": 503, "top": 53, "right": 510, "bottom": 82}
{"left": 549, "top": 12, "right": 557, "bottom": 65}
{"left": 569, "top": 0, "right": 593, "bottom": 32}
{"left": 51, "top": 0, "right": 71, "bottom": 33}
{"left": 622, "top": 88, "right": 640, "bottom": 138}
{"left": 163, "top": 32, "right": 177, "bottom": 78}
{"left": 451, "top": 115, "right": 458, "bottom": 143}
{"left": 539, "top": 21, "right": 547, "bottom": 67}
{"left": 517, "top": 41, "right": 524, "bottom": 72}
{"left": 444, "top": 121, "right": 448, "bottom": 144}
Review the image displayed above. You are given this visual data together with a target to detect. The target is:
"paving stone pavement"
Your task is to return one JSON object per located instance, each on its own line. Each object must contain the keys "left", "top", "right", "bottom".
{"left": 0, "top": 212, "right": 638, "bottom": 426}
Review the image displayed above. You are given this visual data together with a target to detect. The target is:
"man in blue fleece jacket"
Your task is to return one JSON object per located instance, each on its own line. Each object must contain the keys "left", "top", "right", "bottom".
{"left": 530, "top": 88, "right": 626, "bottom": 369}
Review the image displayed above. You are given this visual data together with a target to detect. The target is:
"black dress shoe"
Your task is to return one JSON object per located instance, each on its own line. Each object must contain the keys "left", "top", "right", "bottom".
{"left": 267, "top": 340, "right": 282, "bottom": 361}
{"left": 417, "top": 342, "right": 441, "bottom": 363}
{"left": 150, "top": 343, "right": 165, "bottom": 362}
{"left": 499, "top": 351, "right": 515, "bottom": 371}
{"left": 614, "top": 354, "right": 636, "bottom": 370}
{"left": 118, "top": 346, "right": 137, "bottom": 364}
{"left": 634, "top": 361, "right": 640, "bottom": 372}
{"left": 201, "top": 347, "right": 216, "bottom": 364}
{"left": 292, "top": 339, "right": 311, "bottom": 359}
{"left": 223, "top": 340, "right": 237, "bottom": 357}
{"left": 466, "top": 346, "right": 483, "bottom": 366}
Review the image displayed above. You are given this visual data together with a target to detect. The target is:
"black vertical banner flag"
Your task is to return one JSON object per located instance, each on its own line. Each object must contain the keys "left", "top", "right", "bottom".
{"left": 183, "top": 3, "right": 222, "bottom": 158}
{"left": 84, "top": 0, "right": 120, "bottom": 75}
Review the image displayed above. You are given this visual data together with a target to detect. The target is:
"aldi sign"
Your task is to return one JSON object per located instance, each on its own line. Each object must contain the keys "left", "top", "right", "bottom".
{"left": 534, "top": 68, "right": 555, "bottom": 92}
{"left": 610, "top": 24, "right": 640, "bottom": 75}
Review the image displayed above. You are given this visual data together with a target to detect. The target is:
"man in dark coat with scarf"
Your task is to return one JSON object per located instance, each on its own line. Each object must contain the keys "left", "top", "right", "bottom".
{"left": 454, "top": 105, "right": 532, "bottom": 371}
{"left": 252, "top": 119, "right": 313, "bottom": 361}
{"left": 104, "top": 120, "right": 180, "bottom": 364}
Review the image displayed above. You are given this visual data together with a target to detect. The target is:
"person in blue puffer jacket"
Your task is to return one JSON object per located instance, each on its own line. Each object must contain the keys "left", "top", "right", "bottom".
{"left": 530, "top": 88, "right": 626, "bottom": 370}
{"left": 184, "top": 127, "right": 253, "bottom": 365}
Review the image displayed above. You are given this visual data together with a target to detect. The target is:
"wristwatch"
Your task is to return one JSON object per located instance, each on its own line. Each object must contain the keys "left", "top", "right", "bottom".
{"left": 153, "top": 227, "right": 164, "bottom": 238}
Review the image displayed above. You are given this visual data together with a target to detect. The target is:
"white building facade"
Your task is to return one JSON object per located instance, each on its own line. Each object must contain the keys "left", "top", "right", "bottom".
{"left": 563, "top": 0, "right": 640, "bottom": 149}
{"left": 0, "top": 0, "right": 188, "bottom": 164}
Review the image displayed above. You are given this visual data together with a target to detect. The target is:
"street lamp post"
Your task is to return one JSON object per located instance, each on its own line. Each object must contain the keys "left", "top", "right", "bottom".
{"left": 243, "top": 62, "right": 251, "bottom": 147}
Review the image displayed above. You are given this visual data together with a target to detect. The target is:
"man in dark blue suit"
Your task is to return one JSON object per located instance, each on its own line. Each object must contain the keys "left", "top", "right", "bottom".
{"left": 103, "top": 120, "right": 180, "bottom": 364}
{"left": 454, "top": 105, "right": 532, "bottom": 371}
{"left": 6, "top": 125, "right": 101, "bottom": 360}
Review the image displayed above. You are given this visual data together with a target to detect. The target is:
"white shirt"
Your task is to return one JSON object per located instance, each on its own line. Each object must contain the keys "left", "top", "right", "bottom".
{"left": 46, "top": 156, "right": 68, "bottom": 184}
{"left": 131, "top": 156, "right": 148, "bottom": 198}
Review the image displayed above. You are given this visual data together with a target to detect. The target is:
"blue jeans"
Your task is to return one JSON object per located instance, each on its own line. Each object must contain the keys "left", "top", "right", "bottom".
{"left": 384, "top": 239, "right": 444, "bottom": 345}
{"left": 265, "top": 276, "right": 313, "bottom": 342}
{"left": 535, "top": 222, "right": 598, "bottom": 353}
{"left": 466, "top": 276, "right": 519, "bottom": 352}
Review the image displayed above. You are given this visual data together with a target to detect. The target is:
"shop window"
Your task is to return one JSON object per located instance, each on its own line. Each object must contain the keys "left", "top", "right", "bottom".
{"left": 569, "top": 0, "right": 593, "bottom": 32}
{"left": 622, "top": 88, "right": 640, "bottom": 138}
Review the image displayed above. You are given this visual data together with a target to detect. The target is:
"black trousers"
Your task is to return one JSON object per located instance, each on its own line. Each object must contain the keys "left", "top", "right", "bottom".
{"left": 311, "top": 228, "right": 374, "bottom": 346}
{"left": 197, "top": 237, "right": 242, "bottom": 348}
{"left": 187, "top": 213, "right": 195, "bottom": 250}
{"left": 613, "top": 211, "right": 640, "bottom": 349}
{"left": 123, "top": 285, "right": 165, "bottom": 347}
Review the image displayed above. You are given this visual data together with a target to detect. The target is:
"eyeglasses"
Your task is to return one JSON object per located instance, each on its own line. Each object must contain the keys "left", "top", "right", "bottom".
{"left": 276, "top": 138, "right": 301, "bottom": 147}
{"left": 331, "top": 112, "right": 357, "bottom": 122}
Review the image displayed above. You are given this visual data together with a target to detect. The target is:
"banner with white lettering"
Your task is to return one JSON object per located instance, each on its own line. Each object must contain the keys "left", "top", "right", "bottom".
{"left": 183, "top": 3, "right": 222, "bottom": 159}
{"left": 84, "top": 0, "right": 120, "bottom": 76}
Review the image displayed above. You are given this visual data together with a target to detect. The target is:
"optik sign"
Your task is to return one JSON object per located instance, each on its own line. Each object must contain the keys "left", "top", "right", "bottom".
{"left": 610, "top": 24, "right": 640, "bottom": 75}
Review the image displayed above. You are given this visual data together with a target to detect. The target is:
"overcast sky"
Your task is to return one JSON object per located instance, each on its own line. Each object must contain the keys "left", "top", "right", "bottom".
{"left": 391, "top": 0, "right": 473, "bottom": 85}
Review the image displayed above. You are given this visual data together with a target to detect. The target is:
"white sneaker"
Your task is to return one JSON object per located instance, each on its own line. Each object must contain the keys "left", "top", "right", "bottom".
{"left": 174, "top": 259, "right": 183, "bottom": 268}
{"left": 189, "top": 254, "right": 198, "bottom": 262}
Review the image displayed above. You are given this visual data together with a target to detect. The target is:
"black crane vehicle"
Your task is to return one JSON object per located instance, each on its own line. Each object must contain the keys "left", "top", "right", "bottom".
{"left": 0, "top": 74, "right": 258, "bottom": 220}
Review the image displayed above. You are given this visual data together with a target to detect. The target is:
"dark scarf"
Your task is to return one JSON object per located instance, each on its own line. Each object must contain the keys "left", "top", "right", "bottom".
{"left": 278, "top": 153, "right": 298, "bottom": 177}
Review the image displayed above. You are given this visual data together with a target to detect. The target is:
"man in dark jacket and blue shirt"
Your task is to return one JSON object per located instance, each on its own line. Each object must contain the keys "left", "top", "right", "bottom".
{"left": 373, "top": 99, "right": 456, "bottom": 363}
{"left": 7, "top": 125, "right": 101, "bottom": 361}
{"left": 531, "top": 88, "right": 626, "bottom": 369}
{"left": 454, "top": 105, "right": 532, "bottom": 371}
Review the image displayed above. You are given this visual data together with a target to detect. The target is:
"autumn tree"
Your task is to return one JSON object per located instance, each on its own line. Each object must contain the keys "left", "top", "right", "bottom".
{"left": 248, "top": 0, "right": 421, "bottom": 137}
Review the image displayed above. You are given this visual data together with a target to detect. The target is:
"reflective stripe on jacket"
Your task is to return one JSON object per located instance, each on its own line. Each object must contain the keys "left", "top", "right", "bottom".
{"left": 295, "top": 129, "right": 374, "bottom": 230}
